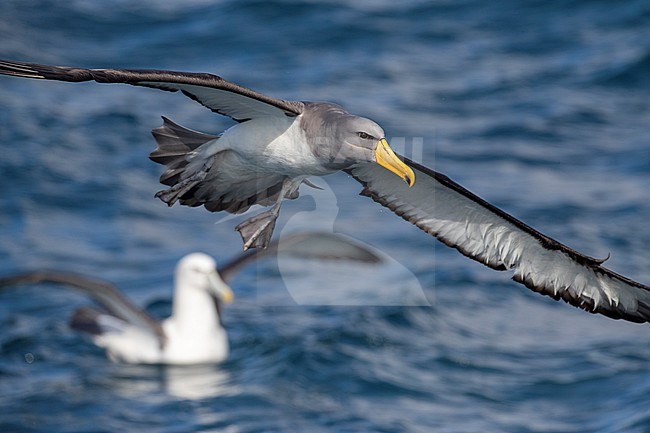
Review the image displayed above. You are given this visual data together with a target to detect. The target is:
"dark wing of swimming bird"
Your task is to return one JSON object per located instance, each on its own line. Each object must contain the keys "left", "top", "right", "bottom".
{"left": 0, "top": 59, "right": 304, "bottom": 122}
{"left": 0, "top": 271, "right": 166, "bottom": 343}
{"left": 218, "top": 231, "right": 381, "bottom": 283}
{"left": 346, "top": 158, "right": 650, "bottom": 323}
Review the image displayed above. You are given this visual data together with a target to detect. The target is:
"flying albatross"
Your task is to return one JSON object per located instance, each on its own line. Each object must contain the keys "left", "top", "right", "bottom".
{"left": 0, "top": 232, "right": 380, "bottom": 364}
{"left": 1, "top": 59, "right": 649, "bottom": 324}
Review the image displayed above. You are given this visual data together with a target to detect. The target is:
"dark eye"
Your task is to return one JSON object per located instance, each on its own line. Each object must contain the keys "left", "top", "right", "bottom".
{"left": 357, "top": 132, "right": 374, "bottom": 140}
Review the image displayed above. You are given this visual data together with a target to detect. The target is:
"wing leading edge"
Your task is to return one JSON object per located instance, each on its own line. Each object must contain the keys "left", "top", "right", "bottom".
{"left": 0, "top": 59, "right": 304, "bottom": 122}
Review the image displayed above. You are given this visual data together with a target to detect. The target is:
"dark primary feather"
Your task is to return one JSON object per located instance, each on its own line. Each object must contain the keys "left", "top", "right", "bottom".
{"left": 0, "top": 59, "right": 304, "bottom": 121}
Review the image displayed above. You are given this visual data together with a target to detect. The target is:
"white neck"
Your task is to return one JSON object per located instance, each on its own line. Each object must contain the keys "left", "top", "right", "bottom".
{"left": 169, "top": 276, "right": 221, "bottom": 335}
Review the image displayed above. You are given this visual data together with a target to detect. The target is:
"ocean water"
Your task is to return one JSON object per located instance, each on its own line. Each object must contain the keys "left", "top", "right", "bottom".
{"left": 1, "top": 0, "right": 650, "bottom": 432}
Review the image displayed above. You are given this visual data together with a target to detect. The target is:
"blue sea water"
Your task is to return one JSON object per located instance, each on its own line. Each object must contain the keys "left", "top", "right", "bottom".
{"left": 1, "top": 0, "right": 650, "bottom": 431}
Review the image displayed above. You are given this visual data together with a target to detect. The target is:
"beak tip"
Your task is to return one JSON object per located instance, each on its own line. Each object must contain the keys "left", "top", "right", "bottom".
{"left": 375, "top": 141, "right": 416, "bottom": 188}
{"left": 404, "top": 171, "right": 415, "bottom": 187}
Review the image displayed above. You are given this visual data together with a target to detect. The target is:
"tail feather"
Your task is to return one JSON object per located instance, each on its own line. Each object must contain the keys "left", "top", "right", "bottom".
{"left": 150, "top": 116, "right": 218, "bottom": 185}
{"left": 149, "top": 116, "right": 300, "bottom": 215}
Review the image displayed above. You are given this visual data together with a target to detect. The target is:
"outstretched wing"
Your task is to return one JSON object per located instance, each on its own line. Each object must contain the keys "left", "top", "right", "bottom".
{"left": 346, "top": 158, "right": 650, "bottom": 323}
{"left": 0, "top": 59, "right": 304, "bottom": 122}
{"left": 218, "top": 231, "right": 381, "bottom": 283}
{"left": 0, "top": 271, "right": 166, "bottom": 344}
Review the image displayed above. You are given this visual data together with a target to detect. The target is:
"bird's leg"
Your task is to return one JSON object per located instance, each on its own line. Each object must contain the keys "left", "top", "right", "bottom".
{"left": 235, "top": 178, "right": 302, "bottom": 250}
{"left": 235, "top": 206, "right": 281, "bottom": 251}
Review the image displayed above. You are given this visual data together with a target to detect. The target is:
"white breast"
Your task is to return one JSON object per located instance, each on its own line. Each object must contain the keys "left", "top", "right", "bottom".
{"left": 161, "top": 319, "right": 229, "bottom": 365}
{"left": 215, "top": 116, "right": 335, "bottom": 176}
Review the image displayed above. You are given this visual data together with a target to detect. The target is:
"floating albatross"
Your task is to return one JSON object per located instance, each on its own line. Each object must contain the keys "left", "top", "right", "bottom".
{"left": 1, "top": 59, "right": 649, "bottom": 324}
{"left": 0, "top": 232, "right": 380, "bottom": 364}
{"left": 3, "top": 253, "right": 232, "bottom": 364}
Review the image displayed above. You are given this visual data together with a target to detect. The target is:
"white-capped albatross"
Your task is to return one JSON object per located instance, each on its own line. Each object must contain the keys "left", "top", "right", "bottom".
{"left": 1, "top": 59, "right": 649, "bottom": 324}
{"left": 3, "top": 253, "right": 230, "bottom": 365}
{"left": 0, "top": 232, "right": 380, "bottom": 365}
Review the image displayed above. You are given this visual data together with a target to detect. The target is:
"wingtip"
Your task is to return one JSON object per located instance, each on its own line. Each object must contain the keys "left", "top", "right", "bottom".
{"left": 0, "top": 60, "right": 45, "bottom": 79}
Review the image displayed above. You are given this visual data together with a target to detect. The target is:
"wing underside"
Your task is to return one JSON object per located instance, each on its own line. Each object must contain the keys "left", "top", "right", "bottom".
{"left": 347, "top": 159, "right": 650, "bottom": 323}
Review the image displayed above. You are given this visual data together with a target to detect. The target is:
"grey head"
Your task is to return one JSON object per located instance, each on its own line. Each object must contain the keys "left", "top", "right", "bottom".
{"left": 300, "top": 102, "right": 414, "bottom": 186}
{"left": 300, "top": 102, "right": 384, "bottom": 168}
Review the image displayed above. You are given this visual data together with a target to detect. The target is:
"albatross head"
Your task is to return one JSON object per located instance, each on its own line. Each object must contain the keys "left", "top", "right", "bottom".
{"left": 341, "top": 116, "right": 415, "bottom": 187}
{"left": 175, "top": 253, "right": 234, "bottom": 305}
{"left": 303, "top": 103, "right": 414, "bottom": 186}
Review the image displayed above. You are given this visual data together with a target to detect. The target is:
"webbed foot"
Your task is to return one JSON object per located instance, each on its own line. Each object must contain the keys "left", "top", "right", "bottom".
{"left": 235, "top": 208, "right": 280, "bottom": 250}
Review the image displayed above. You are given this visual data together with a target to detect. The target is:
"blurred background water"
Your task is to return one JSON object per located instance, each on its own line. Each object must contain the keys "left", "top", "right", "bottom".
{"left": 1, "top": 0, "right": 649, "bottom": 432}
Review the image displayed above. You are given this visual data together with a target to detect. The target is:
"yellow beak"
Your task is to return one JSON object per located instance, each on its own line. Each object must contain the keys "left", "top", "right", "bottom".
{"left": 374, "top": 138, "right": 415, "bottom": 187}
{"left": 219, "top": 285, "right": 234, "bottom": 304}
{"left": 208, "top": 272, "right": 234, "bottom": 304}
